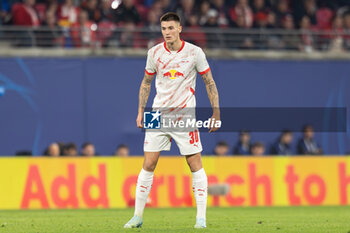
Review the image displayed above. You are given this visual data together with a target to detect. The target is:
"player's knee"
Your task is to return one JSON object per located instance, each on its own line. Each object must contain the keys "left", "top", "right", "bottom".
{"left": 189, "top": 163, "right": 202, "bottom": 172}
{"left": 143, "top": 160, "right": 157, "bottom": 171}
{"left": 186, "top": 153, "right": 203, "bottom": 172}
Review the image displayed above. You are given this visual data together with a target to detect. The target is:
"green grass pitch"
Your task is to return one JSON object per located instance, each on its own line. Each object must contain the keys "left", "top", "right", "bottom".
{"left": 0, "top": 207, "right": 349, "bottom": 233}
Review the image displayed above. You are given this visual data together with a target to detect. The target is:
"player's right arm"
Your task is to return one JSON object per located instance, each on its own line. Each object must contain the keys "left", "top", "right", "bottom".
{"left": 136, "top": 72, "right": 155, "bottom": 128}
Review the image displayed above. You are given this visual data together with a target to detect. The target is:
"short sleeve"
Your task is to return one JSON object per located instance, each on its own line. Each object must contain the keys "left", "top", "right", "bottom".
{"left": 195, "top": 48, "right": 210, "bottom": 75}
{"left": 145, "top": 49, "right": 156, "bottom": 75}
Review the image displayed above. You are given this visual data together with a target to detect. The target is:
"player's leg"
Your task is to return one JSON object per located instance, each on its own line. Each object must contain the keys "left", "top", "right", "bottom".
{"left": 171, "top": 130, "right": 207, "bottom": 228}
{"left": 125, "top": 131, "right": 171, "bottom": 228}
{"left": 186, "top": 152, "right": 203, "bottom": 172}
{"left": 124, "top": 151, "right": 160, "bottom": 228}
{"left": 135, "top": 151, "right": 160, "bottom": 216}
{"left": 186, "top": 152, "right": 208, "bottom": 228}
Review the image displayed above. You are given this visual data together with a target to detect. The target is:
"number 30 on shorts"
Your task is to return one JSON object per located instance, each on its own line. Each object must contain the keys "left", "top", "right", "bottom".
{"left": 189, "top": 130, "right": 199, "bottom": 144}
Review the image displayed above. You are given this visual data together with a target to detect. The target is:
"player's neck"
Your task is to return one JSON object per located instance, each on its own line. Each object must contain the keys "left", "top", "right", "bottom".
{"left": 166, "top": 38, "right": 183, "bottom": 52}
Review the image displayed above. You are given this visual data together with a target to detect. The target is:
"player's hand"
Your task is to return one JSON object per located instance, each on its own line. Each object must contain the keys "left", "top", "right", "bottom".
{"left": 209, "top": 113, "right": 221, "bottom": 133}
{"left": 136, "top": 112, "right": 143, "bottom": 128}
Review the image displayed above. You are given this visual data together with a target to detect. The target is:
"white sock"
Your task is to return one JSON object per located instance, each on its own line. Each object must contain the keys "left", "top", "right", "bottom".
{"left": 134, "top": 168, "right": 154, "bottom": 217}
{"left": 192, "top": 168, "right": 208, "bottom": 219}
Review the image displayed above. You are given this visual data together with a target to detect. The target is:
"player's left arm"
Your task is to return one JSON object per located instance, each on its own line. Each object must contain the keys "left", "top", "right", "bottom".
{"left": 201, "top": 70, "right": 220, "bottom": 133}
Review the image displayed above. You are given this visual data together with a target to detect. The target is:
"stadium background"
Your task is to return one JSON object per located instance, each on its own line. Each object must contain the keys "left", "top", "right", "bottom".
{"left": 0, "top": 0, "right": 350, "bottom": 219}
{"left": 0, "top": 58, "right": 350, "bottom": 156}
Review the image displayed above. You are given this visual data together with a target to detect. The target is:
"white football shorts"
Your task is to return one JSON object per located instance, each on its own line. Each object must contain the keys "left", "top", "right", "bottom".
{"left": 144, "top": 129, "right": 203, "bottom": 156}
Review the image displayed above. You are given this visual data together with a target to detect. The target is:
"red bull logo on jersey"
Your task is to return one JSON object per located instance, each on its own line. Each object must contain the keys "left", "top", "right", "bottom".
{"left": 163, "top": 69, "right": 184, "bottom": 80}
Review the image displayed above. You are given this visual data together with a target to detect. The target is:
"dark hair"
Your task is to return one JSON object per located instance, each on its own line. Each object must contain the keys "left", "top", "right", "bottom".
{"left": 117, "top": 144, "right": 129, "bottom": 150}
{"left": 65, "top": 142, "right": 77, "bottom": 150}
{"left": 239, "top": 130, "right": 250, "bottom": 136}
{"left": 302, "top": 124, "right": 313, "bottom": 132}
{"left": 251, "top": 141, "right": 264, "bottom": 148}
{"left": 15, "top": 150, "right": 32, "bottom": 156}
{"left": 281, "top": 129, "right": 292, "bottom": 135}
{"left": 216, "top": 141, "right": 229, "bottom": 147}
{"left": 160, "top": 12, "right": 180, "bottom": 23}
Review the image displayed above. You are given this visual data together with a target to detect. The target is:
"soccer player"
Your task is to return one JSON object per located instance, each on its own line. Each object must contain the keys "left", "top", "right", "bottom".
{"left": 124, "top": 12, "right": 220, "bottom": 229}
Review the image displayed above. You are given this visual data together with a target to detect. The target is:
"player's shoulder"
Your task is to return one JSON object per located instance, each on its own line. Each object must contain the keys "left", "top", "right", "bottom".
{"left": 183, "top": 41, "right": 206, "bottom": 58}
{"left": 148, "top": 42, "right": 164, "bottom": 54}
{"left": 183, "top": 41, "right": 202, "bottom": 52}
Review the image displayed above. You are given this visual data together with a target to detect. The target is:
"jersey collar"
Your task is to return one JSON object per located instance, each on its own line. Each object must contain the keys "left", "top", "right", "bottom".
{"left": 164, "top": 39, "right": 185, "bottom": 54}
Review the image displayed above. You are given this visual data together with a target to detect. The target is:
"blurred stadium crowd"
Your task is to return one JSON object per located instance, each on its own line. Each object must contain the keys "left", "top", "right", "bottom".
{"left": 16, "top": 143, "right": 131, "bottom": 156}
{"left": 1, "top": 0, "right": 350, "bottom": 50}
{"left": 15, "top": 125, "right": 323, "bottom": 156}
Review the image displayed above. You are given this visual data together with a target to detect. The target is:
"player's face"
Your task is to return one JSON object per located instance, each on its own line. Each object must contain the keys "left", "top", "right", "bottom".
{"left": 161, "top": 21, "right": 182, "bottom": 44}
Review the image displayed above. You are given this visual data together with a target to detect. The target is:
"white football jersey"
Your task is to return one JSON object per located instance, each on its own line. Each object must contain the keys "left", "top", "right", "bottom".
{"left": 145, "top": 40, "right": 210, "bottom": 110}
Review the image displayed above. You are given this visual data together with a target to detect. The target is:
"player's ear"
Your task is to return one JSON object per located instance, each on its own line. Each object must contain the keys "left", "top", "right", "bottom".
{"left": 178, "top": 25, "right": 182, "bottom": 33}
